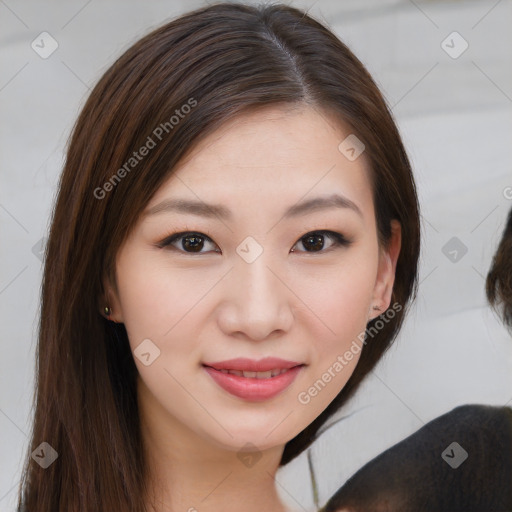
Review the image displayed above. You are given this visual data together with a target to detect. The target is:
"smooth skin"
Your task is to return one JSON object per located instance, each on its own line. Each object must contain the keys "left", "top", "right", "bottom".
{"left": 103, "top": 104, "right": 401, "bottom": 512}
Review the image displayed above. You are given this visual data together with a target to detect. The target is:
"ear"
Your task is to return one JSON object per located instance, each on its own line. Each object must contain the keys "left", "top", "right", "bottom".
{"left": 369, "top": 220, "right": 401, "bottom": 320}
{"left": 99, "top": 272, "right": 124, "bottom": 323}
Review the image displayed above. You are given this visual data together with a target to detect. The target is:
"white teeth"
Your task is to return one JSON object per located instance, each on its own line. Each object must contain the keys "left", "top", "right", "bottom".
{"left": 220, "top": 368, "right": 289, "bottom": 378}
{"left": 255, "top": 370, "right": 272, "bottom": 379}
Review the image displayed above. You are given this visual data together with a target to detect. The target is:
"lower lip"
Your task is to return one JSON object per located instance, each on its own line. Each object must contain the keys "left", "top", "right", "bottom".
{"left": 202, "top": 365, "right": 304, "bottom": 402}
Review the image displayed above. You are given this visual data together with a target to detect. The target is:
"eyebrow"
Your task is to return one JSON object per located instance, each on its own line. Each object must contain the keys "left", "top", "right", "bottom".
{"left": 144, "top": 193, "right": 363, "bottom": 220}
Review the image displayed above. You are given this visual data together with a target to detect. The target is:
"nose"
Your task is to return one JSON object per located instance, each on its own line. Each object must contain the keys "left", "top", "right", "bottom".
{"left": 217, "top": 253, "right": 294, "bottom": 341}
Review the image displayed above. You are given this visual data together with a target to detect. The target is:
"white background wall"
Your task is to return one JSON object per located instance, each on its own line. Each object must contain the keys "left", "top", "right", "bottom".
{"left": 1, "top": 1, "right": 511, "bottom": 510}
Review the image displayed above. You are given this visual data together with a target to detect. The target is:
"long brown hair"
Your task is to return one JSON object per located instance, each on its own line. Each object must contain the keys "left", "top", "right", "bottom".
{"left": 17, "top": 3, "right": 420, "bottom": 511}
{"left": 486, "top": 205, "right": 512, "bottom": 329}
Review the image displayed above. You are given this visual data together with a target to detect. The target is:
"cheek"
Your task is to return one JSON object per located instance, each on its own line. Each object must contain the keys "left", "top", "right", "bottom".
{"left": 115, "top": 255, "right": 214, "bottom": 405}
{"left": 291, "top": 250, "right": 378, "bottom": 414}
{"left": 297, "top": 249, "right": 378, "bottom": 348}
{"left": 322, "top": 274, "right": 372, "bottom": 330}
{"left": 115, "top": 251, "right": 217, "bottom": 344}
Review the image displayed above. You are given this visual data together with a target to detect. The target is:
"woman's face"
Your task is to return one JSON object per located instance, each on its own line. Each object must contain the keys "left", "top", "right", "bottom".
{"left": 107, "top": 105, "right": 401, "bottom": 453}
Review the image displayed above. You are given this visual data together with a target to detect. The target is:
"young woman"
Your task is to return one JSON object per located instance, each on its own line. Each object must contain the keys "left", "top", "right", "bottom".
{"left": 16, "top": 3, "right": 420, "bottom": 511}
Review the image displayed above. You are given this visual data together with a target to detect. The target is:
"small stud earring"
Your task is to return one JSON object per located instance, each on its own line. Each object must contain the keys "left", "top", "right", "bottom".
{"left": 372, "top": 305, "right": 381, "bottom": 311}
{"left": 104, "top": 306, "right": 118, "bottom": 323}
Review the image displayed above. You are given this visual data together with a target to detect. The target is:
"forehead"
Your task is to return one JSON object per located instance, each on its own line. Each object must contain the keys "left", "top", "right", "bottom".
{"left": 147, "top": 105, "right": 374, "bottom": 223}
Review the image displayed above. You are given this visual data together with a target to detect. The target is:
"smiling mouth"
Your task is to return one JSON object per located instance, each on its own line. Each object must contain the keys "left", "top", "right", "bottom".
{"left": 202, "top": 364, "right": 305, "bottom": 401}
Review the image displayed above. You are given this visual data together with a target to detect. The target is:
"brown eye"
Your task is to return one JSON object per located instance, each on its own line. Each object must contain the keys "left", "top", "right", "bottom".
{"left": 158, "top": 232, "right": 220, "bottom": 254}
{"left": 291, "top": 230, "right": 351, "bottom": 253}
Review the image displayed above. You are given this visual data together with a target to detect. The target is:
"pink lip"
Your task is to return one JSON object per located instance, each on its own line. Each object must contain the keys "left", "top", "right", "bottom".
{"left": 202, "top": 357, "right": 305, "bottom": 402}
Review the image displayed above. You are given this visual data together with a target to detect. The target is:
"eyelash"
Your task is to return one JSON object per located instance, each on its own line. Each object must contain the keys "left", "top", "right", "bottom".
{"left": 156, "top": 228, "right": 352, "bottom": 254}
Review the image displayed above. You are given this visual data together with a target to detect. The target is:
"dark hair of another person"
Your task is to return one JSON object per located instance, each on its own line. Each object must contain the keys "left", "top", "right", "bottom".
{"left": 320, "top": 404, "right": 512, "bottom": 512}
{"left": 16, "top": 3, "right": 420, "bottom": 511}
{"left": 487, "top": 205, "right": 512, "bottom": 330}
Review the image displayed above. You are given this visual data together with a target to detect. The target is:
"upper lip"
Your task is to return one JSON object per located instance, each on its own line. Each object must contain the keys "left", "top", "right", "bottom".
{"left": 202, "top": 357, "right": 303, "bottom": 372}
